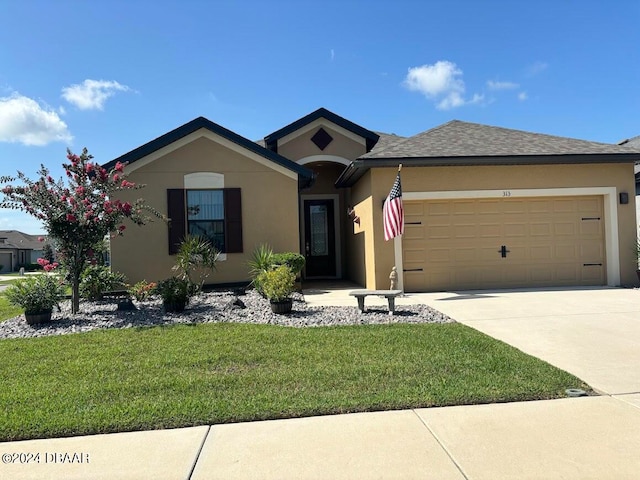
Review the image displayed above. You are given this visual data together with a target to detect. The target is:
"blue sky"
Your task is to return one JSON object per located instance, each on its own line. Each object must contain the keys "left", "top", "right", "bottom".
{"left": 1, "top": 0, "right": 638, "bottom": 234}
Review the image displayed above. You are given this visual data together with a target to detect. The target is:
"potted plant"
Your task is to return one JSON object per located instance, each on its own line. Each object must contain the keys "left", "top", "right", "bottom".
{"left": 5, "top": 274, "right": 65, "bottom": 324}
{"left": 257, "top": 265, "right": 296, "bottom": 314}
{"left": 153, "top": 276, "right": 191, "bottom": 312}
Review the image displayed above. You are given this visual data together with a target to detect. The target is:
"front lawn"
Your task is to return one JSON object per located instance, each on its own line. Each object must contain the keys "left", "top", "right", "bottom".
{"left": 0, "top": 322, "right": 589, "bottom": 441}
{"left": 0, "top": 293, "right": 22, "bottom": 321}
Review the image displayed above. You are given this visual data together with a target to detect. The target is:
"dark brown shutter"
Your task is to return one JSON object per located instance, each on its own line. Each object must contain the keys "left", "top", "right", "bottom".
{"left": 224, "top": 188, "right": 243, "bottom": 253}
{"left": 167, "top": 189, "right": 186, "bottom": 255}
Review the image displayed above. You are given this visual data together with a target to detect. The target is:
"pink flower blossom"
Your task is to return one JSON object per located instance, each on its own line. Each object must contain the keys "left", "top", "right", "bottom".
{"left": 85, "top": 163, "right": 94, "bottom": 173}
{"left": 121, "top": 180, "right": 135, "bottom": 188}
{"left": 76, "top": 186, "right": 85, "bottom": 195}
{"left": 115, "top": 161, "right": 125, "bottom": 172}
{"left": 118, "top": 225, "right": 126, "bottom": 232}
{"left": 38, "top": 237, "right": 44, "bottom": 242}
{"left": 121, "top": 202, "right": 132, "bottom": 215}
{"left": 66, "top": 214, "right": 77, "bottom": 222}
{"left": 37, "top": 258, "right": 49, "bottom": 267}
{"left": 113, "top": 174, "right": 120, "bottom": 182}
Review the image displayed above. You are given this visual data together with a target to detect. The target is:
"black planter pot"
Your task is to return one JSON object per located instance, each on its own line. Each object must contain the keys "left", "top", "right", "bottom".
{"left": 270, "top": 298, "right": 293, "bottom": 314}
{"left": 163, "top": 299, "right": 187, "bottom": 313}
{"left": 24, "top": 310, "right": 53, "bottom": 325}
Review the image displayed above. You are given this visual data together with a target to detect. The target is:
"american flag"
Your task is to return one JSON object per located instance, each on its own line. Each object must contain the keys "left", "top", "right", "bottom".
{"left": 383, "top": 171, "right": 404, "bottom": 241}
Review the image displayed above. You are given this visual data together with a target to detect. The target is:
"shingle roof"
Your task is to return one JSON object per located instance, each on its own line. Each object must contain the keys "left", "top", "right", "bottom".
{"left": 362, "top": 120, "right": 640, "bottom": 159}
{"left": 104, "top": 117, "right": 313, "bottom": 182}
{"left": 619, "top": 135, "right": 640, "bottom": 150}
{"left": 0, "top": 230, "right": 46, "bottom": 250}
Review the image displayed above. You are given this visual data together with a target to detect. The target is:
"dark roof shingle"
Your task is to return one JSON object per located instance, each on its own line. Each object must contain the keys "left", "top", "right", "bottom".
{"left": 362, "top": 120, "right": 640, "bottom": 159}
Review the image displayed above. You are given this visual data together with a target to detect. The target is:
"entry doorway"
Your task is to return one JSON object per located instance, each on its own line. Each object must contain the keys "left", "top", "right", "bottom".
{"left": 302, "top": 196, "right": 340, "bottom": 278}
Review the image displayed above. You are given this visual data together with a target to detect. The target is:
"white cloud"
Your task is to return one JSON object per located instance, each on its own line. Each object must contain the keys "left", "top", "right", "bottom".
{"left": 61, "top": 79, "right": 130, "bottom": 110}
{"left": 518, "top": 91, "right": 528, "bottom": 101}
{"left": 0, "top": 93, "right": 72, "bottom": 146}
{"left": 330, "top": 49, "right": 335, "bottom": 61}
{"left": 526, "top": 61, "right": 548, "bottom": 76}
{"left": 403, "top": 61, "right": 481, "bottom": 110}
{"left": 487, "top": 80, "right": 519, "bottom": 90}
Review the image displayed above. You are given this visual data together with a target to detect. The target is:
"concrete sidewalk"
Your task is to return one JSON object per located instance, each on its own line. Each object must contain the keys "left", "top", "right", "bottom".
{"left": 2, "top": 396, "right": 640, "bottom": 480}
{"left": 2, "top": 285, "right": 640, "bottom": 479}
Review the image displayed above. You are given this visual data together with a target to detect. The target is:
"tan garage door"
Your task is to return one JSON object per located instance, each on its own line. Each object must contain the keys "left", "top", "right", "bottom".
{"left": 403, "top": 196, "right": 605, "bottom": 292}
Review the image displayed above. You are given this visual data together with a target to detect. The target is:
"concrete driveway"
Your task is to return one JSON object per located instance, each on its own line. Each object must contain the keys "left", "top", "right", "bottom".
{"left": 413, "top": 287, "right": 640, "bottom": 396}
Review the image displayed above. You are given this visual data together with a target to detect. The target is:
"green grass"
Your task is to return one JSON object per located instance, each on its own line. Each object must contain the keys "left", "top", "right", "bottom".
{"left": 0, "top": 293, "right": 22, "bottom": 321}
{"left": 0, "top": 322, "right": 589, "bottom": 441}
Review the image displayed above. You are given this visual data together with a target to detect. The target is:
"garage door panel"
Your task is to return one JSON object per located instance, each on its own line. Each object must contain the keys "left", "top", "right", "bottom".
{"left": 454, "top": 224, "right": 476, "bottom": 238}
{"left": 504, "top": 223, "right": 527, "bottom": 237}
{"left": 404, "top": 225, "right": 425, "bottom": 240}
{"left": 582, "top": 265, "right": 604, "bottom": 282}
{"left": 402, "top": 195, "right": 605, "bottom": 292}
{"left": 478, "top": 223, "right": 501, "bottom": 237}
{"left": 555, "top": 223, "right": 576, "bottom": 235}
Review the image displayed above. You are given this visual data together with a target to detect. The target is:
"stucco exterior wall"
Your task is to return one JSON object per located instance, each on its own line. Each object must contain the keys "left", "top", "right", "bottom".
{"left": 110, "top": 136, "right": 301, "bottom": 285}
{"left": 346, "top": 170, "right": 374, "bottom": 287}
{"left": 351, "top": 163, "right": 636, "bottom": 289}
{"left": 277, "top": 125, "right": 367, "bottom": 162}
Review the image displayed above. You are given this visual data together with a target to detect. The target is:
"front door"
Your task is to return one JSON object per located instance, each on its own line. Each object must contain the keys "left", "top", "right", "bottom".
{"left": 303, "top": 199, "right": 336, "bottom": 277}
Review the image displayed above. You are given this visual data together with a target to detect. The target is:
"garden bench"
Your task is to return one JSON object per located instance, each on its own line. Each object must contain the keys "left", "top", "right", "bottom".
{"left": 349, "top": 290, "right": 403, "bottom": 315}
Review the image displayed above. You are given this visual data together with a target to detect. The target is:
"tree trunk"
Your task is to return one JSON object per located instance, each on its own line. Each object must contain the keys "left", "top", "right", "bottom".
{"left": 72, "top": 279, "right": 80, "bottom": 314}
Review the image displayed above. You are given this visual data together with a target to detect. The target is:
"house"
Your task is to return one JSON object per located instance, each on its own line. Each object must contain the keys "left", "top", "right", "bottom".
{"left": 0, "top": 230, "right": 47, "bottom": 273}
{"left": 105, "top": 108, "right": 640, "bottom": 291}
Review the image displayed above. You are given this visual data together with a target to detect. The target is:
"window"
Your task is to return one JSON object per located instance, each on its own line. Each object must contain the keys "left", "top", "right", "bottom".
{"left": 186, "top": 190, "right": 225, "bottom": 252}
{"left": 167, "top": 188, "right": 242, "bottom": 255}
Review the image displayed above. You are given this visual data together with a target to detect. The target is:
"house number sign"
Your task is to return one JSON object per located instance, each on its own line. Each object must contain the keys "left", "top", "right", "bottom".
{"left": 502, "top": 191, "right": 512, "bottom": 197}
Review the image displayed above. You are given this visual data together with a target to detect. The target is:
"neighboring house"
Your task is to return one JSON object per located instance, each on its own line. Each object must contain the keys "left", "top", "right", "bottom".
{"left": 105, "top": 108, "right": 640, "bottom": 291}
{"left": 0, "top": 230, "right": 47, "bottom": 273}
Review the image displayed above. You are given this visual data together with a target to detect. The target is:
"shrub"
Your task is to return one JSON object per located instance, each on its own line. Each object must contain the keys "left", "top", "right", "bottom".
{"left": 153, "top": 277, "right": 192, "bottom": 305}
{"left": 79, "top": 265, "right": 126, "bottom": 301}
{"left": 271, "top": 252, "right": 305, "bottom": 277}
{"left": 5, "top": 274, "right": 65, "bottom": 314}
{"left": 248, "top": 244, "right": 274, "bottom": 294}
{"left": 257, "top": 265, "right": 296, "bottom": 302}
{"left": 173, "top": 235, "right": 219, "bottom": 292}
{"left": 128, "top": 280, "right": 157, "bottom": 302}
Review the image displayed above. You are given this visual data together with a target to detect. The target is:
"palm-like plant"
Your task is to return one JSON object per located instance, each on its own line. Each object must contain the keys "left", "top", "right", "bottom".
{"left": 172, "top": 235, "right": 219, "bottom": 292}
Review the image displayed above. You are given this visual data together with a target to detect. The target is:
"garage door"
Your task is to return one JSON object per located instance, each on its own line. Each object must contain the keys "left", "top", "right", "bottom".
{"left": 0, "top": 253, "right": 11, "bottom": 273}
{"left": 402, "top": 196, "right": 605, "bottom": 292}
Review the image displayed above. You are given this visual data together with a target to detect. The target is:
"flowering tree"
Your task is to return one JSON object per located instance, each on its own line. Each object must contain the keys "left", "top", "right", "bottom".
{"left": 0, "top": 148, "right": 161, "bottom": 314}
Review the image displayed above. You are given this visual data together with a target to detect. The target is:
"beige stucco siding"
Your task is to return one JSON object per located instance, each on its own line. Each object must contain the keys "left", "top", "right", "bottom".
{"left": 110, "top": 136, "right": 300, "bottom": 285}
{"left": 277, "top": 125, "right": 367, "bottom": 162}
{"left": 351, "top": 163, "right": 636, "bottom": 290}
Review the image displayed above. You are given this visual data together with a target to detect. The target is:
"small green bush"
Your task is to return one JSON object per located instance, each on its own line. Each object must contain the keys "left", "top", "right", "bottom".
{"left": 257, "top": 265, "right": 296, "bottom": 302}
{"left": 271, "top": 252, "right": 305, "bottom": 276}
{"left": 80, "top": 265, "right": 126, "bottom": 301}
{"left": 153, "top": 276, "right": 191, "bottom": 305}
{"left": 5, "top": 275, "right": 65, "bottom": 314}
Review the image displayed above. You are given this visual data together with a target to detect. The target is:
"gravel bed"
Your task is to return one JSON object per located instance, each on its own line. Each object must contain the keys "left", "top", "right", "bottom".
{"left": 0, "top": 290, "right": 454, "bottom": 340}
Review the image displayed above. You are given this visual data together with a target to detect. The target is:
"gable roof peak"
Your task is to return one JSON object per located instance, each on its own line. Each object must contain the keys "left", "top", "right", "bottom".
{"left": 263, "top": 107, "right": 380, "bottom": 152}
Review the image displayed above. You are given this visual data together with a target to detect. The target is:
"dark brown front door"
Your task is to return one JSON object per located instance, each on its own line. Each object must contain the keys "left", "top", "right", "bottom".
{"left": 303, "top": 199, "right": 336, "bottom": 277}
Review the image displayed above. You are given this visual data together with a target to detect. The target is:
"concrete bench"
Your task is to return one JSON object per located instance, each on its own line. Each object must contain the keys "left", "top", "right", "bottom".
{"left": 349, "top": 290, "right": 403, "bottom": 315}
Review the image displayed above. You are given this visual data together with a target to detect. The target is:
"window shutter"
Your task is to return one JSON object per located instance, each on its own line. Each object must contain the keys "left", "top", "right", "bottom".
{"left": 167, "top": 189, "right": 186, "bottom": 255}
{"left": 224, "top": 188, "right": 243, "bottom": 253}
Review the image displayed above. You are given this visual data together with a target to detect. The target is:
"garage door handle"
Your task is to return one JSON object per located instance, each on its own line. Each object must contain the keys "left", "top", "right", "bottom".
{"left": 403, "top": 268, "right": 424, "bottom": 272}
{"left": 583, "top": 263, "right": 602, "bottom": 266}
{"left": 581, "top": 217, "right": 601, "bottom": 221}
{"left": 498, "top": 245, "right": 510, "bottom": 258}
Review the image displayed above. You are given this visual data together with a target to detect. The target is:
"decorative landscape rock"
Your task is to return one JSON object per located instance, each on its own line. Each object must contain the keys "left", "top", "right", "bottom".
{"left": 0, "top": 290, "right": 454, "bottom": 340}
